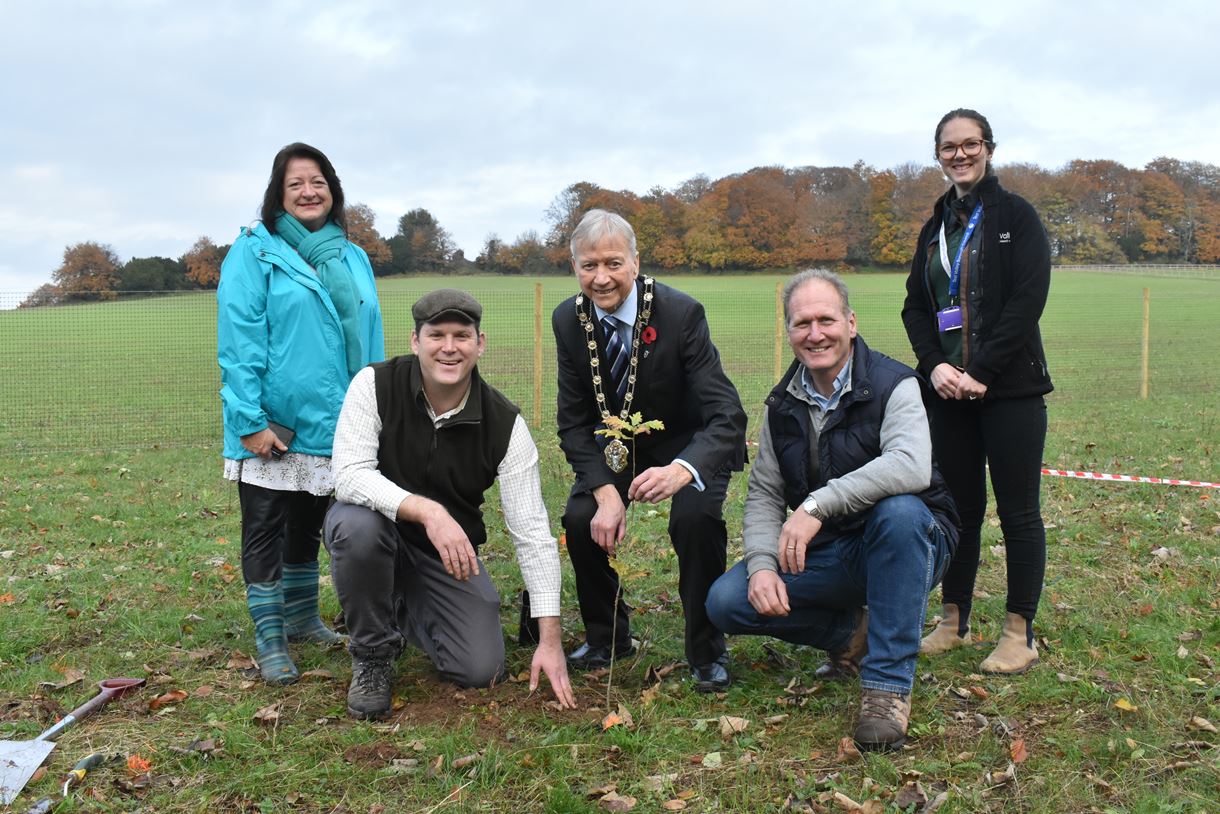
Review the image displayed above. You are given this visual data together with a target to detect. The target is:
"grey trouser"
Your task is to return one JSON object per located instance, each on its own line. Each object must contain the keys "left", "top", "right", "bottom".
{"left": 323, "top": 501, "right": 506, "bottom": 688}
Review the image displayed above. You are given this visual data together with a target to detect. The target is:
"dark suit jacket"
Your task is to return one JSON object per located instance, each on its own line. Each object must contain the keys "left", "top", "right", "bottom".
{"left": 553, "top": 279, "right": 747, "bottom": 494}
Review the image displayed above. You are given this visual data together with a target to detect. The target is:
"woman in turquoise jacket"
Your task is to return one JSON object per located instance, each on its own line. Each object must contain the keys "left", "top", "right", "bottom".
{"left": 218, "top": 142, "right": 384, "bottom": 684}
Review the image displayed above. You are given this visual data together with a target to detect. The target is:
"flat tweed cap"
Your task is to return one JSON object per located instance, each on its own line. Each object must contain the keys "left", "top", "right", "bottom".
{"left": 412, "top": 288, "right": 482, "bottom": 325}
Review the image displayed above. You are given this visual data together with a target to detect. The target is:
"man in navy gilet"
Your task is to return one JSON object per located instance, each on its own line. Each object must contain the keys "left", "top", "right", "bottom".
{"left": 706, "top": 269, "right": 958, "bottom": 751}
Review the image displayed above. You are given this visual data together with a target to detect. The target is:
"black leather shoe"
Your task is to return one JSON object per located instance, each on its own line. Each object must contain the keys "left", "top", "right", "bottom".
{"left": 691, "top": 659, "right": 732, "bottom": 693}
{"left": 567, "top": 641, "right": 635, "bottom": 669}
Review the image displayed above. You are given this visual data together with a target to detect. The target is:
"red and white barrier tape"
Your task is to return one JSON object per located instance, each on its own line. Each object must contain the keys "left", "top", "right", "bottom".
{"left": 1041, "top": 468, "right": 1219, "bottom": 489}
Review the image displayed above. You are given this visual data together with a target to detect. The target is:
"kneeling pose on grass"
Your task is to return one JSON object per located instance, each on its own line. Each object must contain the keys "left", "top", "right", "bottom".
{"left": 705, "top": 270, "right": 959, "bottom": 752}
{"left": 324, "top": 289, "right": 576, "bottom": 719}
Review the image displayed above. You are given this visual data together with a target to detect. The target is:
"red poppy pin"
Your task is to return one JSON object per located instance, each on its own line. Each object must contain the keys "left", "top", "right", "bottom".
{"left": 642, "top": 326, "right": 658, "bottom": 345}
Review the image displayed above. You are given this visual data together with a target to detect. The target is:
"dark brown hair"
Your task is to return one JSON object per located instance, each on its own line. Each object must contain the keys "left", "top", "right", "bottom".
{"left": 259, "top": 142, "right": 347, "bottom": 235}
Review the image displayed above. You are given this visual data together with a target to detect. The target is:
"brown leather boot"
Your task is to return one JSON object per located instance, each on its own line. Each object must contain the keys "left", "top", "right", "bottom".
{"left": 853, "top": 688, "right": 911, "bottom": 752}
{"left": 920, "top": 603, "right": 971, "bottom": 655}
{"left": 814, "top": 607, "right": 868, "bottom": 679}
{"left": 980, "top": 612, "right": 1039, "bottom": 674}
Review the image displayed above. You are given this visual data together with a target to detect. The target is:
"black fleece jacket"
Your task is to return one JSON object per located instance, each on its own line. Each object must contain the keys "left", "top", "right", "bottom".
{"left": 901, "top": 175, "right": 1054, "bottom": 399}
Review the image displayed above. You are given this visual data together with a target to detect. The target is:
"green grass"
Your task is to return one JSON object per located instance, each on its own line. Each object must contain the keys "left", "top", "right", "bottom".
{"left": 0, "top": 272, "right": 1217, "bottom": 812}
{"left": 1, "top": 271, "right": 1216, "bottom": 452}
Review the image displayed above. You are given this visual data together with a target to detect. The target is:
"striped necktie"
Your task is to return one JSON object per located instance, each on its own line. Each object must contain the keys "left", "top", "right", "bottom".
{"left": 601, "top": 315, "right": 629, "bottom": 402}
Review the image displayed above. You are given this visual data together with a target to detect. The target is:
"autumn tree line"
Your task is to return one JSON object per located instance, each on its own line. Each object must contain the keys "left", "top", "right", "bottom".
{"left": 21, "top": 156, "right": 1220, "bottom": 307}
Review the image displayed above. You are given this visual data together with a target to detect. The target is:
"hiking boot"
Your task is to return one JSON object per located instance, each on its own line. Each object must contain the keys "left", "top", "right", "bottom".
{"left": 347, "top": 655, "right": 395, "bottom": 720}
{"left": 980, "top": 612, "right": 1039, "bottom": 674}
{"left": 920, "top": 603, "right": 971, "bottom": 655}
{"left": 853, "top": 689, "right": 911, "bottom": 752}
{"left": 815, "top": 607, "right": 868, "bottom": 679}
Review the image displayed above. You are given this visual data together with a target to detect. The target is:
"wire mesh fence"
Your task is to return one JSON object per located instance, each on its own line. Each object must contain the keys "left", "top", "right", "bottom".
{"left": 2, "top": 271, "right": 1216, "bottom": 466}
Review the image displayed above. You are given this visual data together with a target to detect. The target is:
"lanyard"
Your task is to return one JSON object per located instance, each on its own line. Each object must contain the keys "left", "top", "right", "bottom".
{"left": 938, "top": 201, "right": 984, "bottom": 301}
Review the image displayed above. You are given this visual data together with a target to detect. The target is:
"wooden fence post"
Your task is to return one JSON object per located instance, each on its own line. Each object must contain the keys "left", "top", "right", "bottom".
{"left": 774, "top": 280, "right": 783, "bottom": 382}
{"left": 1140, "top": 287, "right": 1150, "bottom": 400}
{"left": 534, "top": 282, "right": 544, "bottom": 427}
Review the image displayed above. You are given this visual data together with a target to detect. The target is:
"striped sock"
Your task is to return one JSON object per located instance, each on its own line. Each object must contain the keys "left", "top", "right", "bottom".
{"left": 246, "top": 581, "right": 298, "bottom": 685}
{"left": 283, "top": 562, "right": 345, "bottom": 646}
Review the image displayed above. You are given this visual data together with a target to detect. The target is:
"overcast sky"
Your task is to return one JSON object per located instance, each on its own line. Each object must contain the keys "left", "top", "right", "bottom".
{"left": 2, "top": 0, "right": 1217, "bottom": 294}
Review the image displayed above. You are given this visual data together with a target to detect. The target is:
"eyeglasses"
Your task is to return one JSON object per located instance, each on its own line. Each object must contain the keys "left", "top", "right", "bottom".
{"left": 937, "top": 139, "right": 988, "bottom": 160}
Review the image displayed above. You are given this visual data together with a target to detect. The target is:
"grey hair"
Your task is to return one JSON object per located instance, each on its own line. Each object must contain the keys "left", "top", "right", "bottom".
{"left": 782, "top": 268, "right": 852, "bottom": 325}
{"left": 569, "top": 209, "right": 638, "bottom": 258}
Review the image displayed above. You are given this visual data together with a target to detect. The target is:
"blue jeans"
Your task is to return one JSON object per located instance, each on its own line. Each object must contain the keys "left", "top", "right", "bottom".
{"left": 705, "top": 495, "right": 949, "bottom": 694}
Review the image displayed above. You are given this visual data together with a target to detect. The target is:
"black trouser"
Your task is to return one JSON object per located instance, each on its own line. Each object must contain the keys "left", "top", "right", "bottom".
{"left": 562, "top": 467, "right": 730, "bottom": 667}
{"left": 927, "top": 394, "right": 1047, "bottom": 620}
{"left": 237, "top": 482, "right": 330, "bottom": 584}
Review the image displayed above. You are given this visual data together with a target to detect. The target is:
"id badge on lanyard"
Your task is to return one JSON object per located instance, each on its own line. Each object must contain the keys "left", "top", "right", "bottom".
{"left": 936, "top": 202, "right": 983, "bottom": 333}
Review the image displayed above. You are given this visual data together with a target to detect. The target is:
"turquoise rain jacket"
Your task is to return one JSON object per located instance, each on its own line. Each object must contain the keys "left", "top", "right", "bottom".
{"left": 218, "top": 221, "right": 385, "bottom": 459}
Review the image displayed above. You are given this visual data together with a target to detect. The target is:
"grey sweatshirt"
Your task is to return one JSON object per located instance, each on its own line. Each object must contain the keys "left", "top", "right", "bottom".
{"left": 742, "top": 365, "right": 932, "bottom": 577}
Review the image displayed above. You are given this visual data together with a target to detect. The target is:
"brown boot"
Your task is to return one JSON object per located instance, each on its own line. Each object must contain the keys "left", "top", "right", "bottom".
{"left": 980, "top": 612, "right": 1039, "bottom": 674}
{"left": 920, "top": 603, "right": 970, "bottom": 655}
{"left": 814, "top": 607, "right": 868, "bottom": 679}
{"left": 853, "top": 688, "right": 911, "bottom": 752}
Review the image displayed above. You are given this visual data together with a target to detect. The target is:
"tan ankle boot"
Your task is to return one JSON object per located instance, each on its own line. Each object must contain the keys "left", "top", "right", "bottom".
{"left": 920, "top": 603, "right": 970, "bottom": 654}
{"left": 980, "top": 612, "right": 1039, "bottom": 674}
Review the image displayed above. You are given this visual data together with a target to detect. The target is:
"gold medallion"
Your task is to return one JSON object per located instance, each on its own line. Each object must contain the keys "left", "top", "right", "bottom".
{"left": 604, "top": 438, "right": 629, "bottom": 473}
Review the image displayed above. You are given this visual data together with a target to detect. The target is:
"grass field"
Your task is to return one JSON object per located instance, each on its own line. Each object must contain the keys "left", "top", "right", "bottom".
{"left": 0, "top": 272, "right": 1217, "bottom": 812}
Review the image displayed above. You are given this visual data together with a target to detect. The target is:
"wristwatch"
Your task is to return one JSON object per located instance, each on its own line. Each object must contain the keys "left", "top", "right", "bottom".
{"left": 802, "top": 495, "right": 825, "bottom": 520}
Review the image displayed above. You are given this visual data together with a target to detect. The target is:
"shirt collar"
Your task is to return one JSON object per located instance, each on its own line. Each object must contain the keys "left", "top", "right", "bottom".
{"left": 797, "top": 354, "right": 854, "bottom": 412}
{"left": 423, "top": 384, "right": 472, "bottom": 427}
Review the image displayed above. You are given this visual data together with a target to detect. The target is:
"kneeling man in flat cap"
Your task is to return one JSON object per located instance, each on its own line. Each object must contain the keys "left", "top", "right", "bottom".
{"left": 324, "top": 289, "right": 575, "bottom": 719}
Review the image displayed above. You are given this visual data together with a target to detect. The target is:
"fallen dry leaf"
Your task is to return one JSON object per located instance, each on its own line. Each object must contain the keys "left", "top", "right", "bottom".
{"left": 0, "top": 593, "right": 15, "bottom": 605}
{"left": 718, "top": 715, "right": 750, "bottom": 736}
{"left": 1187, "top": 716, "right": 1217, "bottom": 733}
{"left": 661, "top": 800, "right": 687, "bottom": 811}
{"left": 1114, "top": 698, "right": 1138, "bottom": 713}
{"left": 1010, "top": 738, "right": 1029, "bottom": 763}
{"left": 451, "top": 752, "right": 481, "bottom": 769}
{"left": 39, "top": 668, "right": 85, "bottom": 690}
{"left": 425, "top": 754, "right": 444, "bottom": 778}
{"left": 923, "top": 791, "right": 950, "bottom": 812}
{"left": 253, "top": 702, "right": 281, "bottom": 726}
{"left": 836, "top": 737, "right": 861, "bottom": 763}
{"left": 299, "top": 669, "right": 336, "bottom": 681}
{"left": 700, "top": 751, "right": 722, "bottom": 768}
{"left": 829, "top": 790, "right": 863, "bottom": 810}
{"left": 149, "top": 689, "right": 189, "bottom": 710}
{"left": 193, "top": 685, "right": 214, "bottom": 698}
{"left": 226, "top": 652, "right": 255, "bottom": 670}
{"left": 643, "top": 661, "right": 681, "bottom": 685}
{"left": 968, "top": 685, "right": 990, "bottom": 700}
{"left": 988, "top": 763, "right": 1017, "bottom": 785}
{"left": 893, "top": 781, "right": 927, "bottom": 810}
{"left": 602, "top": 711, "right": 624, "bottom": 731}
{"left": 171, "top": 737, "right": 219, "bottom": 756}
{"left": 598, "top": 791, "right": 637, "bottom": 812}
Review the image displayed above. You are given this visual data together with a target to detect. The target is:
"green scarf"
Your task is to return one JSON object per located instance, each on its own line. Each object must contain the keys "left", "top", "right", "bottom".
{"left": 275, "top": 212, "right": 364, "bottom": 378}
